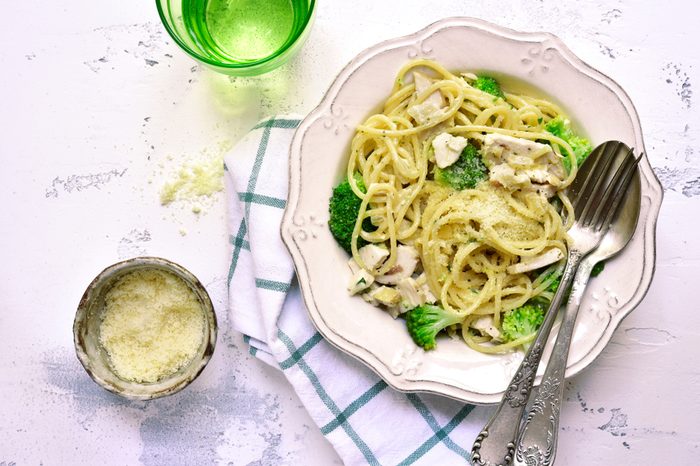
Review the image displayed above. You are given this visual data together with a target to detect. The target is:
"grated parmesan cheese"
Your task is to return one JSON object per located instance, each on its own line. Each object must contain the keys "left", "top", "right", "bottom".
{"left": 470, "top": 184, "right": 545, "bottom": 242}
{"left": 99, "top": 269, "right": 205, "bottom": 383}
{"left": 159, "top": 140, "right": 232, "bottom": 214}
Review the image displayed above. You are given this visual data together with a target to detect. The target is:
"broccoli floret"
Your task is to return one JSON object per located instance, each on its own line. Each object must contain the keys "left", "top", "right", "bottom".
{"left": 591, "top": 261, "right": 605, "bottom": 277}
{"left": 537, "top": 260, "right": 603, "bottom": 300}
{"left": 473, "top": 75, "right": 505, "bottom": 99}
{"left": 542, "top": 268, "right": 562, "bottom": 294}
{"left": 406, "top": 304, "right": 464, "bottom": 350}
{"left": 328, "top": 174, "right": 373, "bottom": 253}
{"left": 434, "top": 143, "right": 488, "bottom": 190}
{"left": 501, "top": 303, "right": 545, "bottom": 342}
{"left": 545, "top": 116, "right": 593, "bottom": 173}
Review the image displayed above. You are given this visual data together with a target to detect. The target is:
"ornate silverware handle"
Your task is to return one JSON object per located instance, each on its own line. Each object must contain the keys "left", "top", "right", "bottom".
{"left": 513, "top": 259, "right": 595, "bottom": 466}
{"left": 471, "top": 253, "right": 582, "bottom": 466}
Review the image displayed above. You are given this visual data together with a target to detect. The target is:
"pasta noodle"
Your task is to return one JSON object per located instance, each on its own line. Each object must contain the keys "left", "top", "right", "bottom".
{"left": 345, "top": 59, "right": 581, "bottom": 353}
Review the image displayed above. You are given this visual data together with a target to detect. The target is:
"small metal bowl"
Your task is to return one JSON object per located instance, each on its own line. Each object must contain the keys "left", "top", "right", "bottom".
{"left": 73, "top": 256, "right": 217, "bottom": 400}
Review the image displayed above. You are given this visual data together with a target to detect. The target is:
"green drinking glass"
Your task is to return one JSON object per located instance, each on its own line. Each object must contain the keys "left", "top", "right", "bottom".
{"left": 156, "top": 0, "right": 316, "bottom": 76}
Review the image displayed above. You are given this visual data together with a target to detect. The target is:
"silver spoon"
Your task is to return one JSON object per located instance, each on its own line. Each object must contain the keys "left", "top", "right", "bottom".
{"left": 470, "top": 141, "right": 642, "bottom": 466}
{"left": 512, "top": 146, "right": 642, "bottom": 466}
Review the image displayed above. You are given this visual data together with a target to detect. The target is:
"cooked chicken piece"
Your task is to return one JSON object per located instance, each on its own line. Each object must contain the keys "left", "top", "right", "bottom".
{"left": 361, "top": 283, "right": 380, "bottom": 306}
{"left": 407, "top": 101, "right": 444, "bottom": 125}
{"left": 413, "top": 71, "right": 443, "bottom": 108}
{"left": 482, "top": 133, "right": 566, "bottom": 197}
{"left": 376, "top": 245, "right": 420, "bottom": 285}
{"left": 420, "top": 283, "right": 437, "bottom": 304}
{"left": 348, "top": 258, "right": 360, "bottom": 274}
{"left": 347, "top": 269, "right": 375, "bottom": 295}
{"left": 432, "top": 132, "right": 468, "bottom": 168}
{"left": 489, "top": 163, "right": 531, "bottom": 187}
{"left": 397, "top": 277, "right": 424, "bottom": 309}
{"left": 358, "top": 244, "right": 390, "bottom": 271}
{"left": 472, "top": 316, "right": 502, "bottom": 341}
{"left": 415, "top": 273, "right": 438, "bottom": 304}
{"left": 407, "top": 71, "right": 446, "bottom": 125}
{"left": 507, "top": 248, "right": 564, "bottom": 274}
{"left": 370, "top": 286, "right": 402, "bottom": 306}
{"left": 385, "top": 305, "right": 402, "bottom": 319}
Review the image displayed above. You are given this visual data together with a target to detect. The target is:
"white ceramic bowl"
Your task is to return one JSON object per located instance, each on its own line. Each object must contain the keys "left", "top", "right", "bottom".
{"left": 281, "top": 17, "right": 663, "bottom": 404}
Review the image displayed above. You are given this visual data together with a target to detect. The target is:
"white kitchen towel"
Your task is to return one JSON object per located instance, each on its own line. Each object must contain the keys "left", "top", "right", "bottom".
{"left": 225, "top": 116, "right": 486, "bottom": 466}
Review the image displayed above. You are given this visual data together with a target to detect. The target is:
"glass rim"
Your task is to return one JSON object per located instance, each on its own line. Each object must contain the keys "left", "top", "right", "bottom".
{"left": 156, "top": 0, "right": 316, "bottom": 69}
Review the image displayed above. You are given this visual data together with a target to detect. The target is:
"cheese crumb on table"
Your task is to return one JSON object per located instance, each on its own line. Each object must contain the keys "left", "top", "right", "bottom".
{"left": 159, "top": 140, "right": 232, "bottom": 213}
{"left": 160, "top": 156, "right": 225, "bottom": 206}
{"left": 99, "top": 269, "right": 205, "bottom": 383}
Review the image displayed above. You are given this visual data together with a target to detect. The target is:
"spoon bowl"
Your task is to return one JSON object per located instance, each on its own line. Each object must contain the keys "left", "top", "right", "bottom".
{"left": 568, "top": 142, "right": 642, "bottom": 264}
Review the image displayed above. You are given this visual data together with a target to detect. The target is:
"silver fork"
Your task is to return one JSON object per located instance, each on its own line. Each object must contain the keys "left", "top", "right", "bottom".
{"left": 470, "top": 142, "right": 641, "bottom": 466}
{"left": 512, "top": 144, "right": 641, "bottom": 466}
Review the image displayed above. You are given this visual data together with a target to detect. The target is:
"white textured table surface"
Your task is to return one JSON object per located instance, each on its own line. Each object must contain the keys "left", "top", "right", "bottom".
{"left": 1, "top": 0, "right": 698, "bottom": 464}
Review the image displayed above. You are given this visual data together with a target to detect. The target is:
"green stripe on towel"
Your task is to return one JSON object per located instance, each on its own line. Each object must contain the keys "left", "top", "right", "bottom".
{"left": 238, "top": 192, "right": 286, "bottom": 208}
{"left": 398, "top": 397, "right": 474, "bottom": 465}
{"left": 320, "top": 380, "right": 388, "bottom": 435}
{"left": 255, "top": 278, "right": 291, "bottom": 292}
{"left": 277, "top": 329, "right": 381, "bottom": 466}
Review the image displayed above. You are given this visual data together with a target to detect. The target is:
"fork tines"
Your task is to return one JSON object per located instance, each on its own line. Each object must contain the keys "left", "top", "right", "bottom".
{"left": 575, "top": 142, "right": 641, "bottom": 232}
{"left": 592, "top": 151, "right": 642, "bottom": 230}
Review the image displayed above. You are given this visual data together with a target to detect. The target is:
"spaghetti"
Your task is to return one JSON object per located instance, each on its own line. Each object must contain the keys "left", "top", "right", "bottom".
{"left": 344, "top": 59, "right": 584, "bottom": 353}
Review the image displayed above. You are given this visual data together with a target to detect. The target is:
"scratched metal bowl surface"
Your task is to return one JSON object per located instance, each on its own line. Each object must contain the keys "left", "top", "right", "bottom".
{"left": 73, "top": 256, "right": 218, "bottom": 400}
{"left": 281, "top": 17, "right": 663, "bottom": 404}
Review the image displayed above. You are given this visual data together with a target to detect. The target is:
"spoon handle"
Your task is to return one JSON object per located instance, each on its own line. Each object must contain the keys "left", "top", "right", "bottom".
{"left": 471, "top": 253, "right": 582, "bottom": 466}
{"left": 513, "top": 260, "right": 595, "bottom": 466}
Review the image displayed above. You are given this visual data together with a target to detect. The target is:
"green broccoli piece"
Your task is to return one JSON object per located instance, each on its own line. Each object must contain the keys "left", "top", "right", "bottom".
{"left": 591, "top": 261, "right": 605, "bottom": 277}
{"left": 434, "top": 143, "right": 488, "bottom": 190}
{"left": 536, "top": 260, "right": 603, "bottom": 302}
{"left": 501, "top": 302, "right": 545, "bottom": 342}
{"left": 542, "top": 268, "right": 562, "bottom": 294}
{"left": 473, "top": 75, "right": 505, "bottom": 99}
{"left": 545, "top": 116, "right": 593, "bottom": 173}
{"left": 328, "top": 174, "right": 373, "bottom": 254}
{"left": 406, "top": 304, "right": 464, "bottom": 350}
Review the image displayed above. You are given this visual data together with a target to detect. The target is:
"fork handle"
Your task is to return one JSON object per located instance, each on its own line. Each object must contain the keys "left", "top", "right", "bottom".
{"left": 471, "top": 252, "right": 582, "bottom": 466}
{"left": 513, "top": 258, "right": 595, "bottom": 466}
